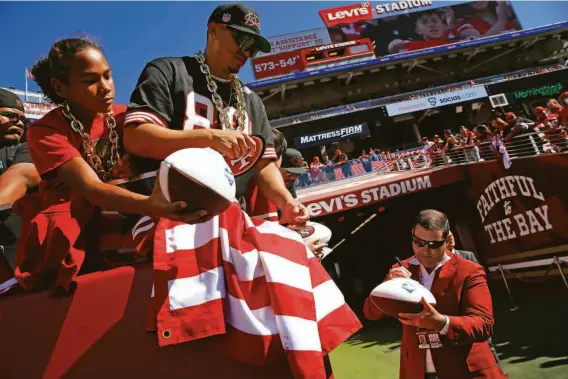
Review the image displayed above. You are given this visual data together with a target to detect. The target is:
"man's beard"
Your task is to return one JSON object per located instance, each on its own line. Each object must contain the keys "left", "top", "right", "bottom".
{"left": 228, "top": 65, "right": 241, "bottom": 74}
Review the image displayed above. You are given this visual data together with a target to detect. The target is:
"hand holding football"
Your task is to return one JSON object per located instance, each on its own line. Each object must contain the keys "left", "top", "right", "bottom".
{"left": 369, "top": 278, "right": 437, "bottom": 318}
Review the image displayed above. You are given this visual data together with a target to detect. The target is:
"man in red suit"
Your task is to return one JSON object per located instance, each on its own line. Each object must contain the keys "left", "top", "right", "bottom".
{"left": 363, "top": 209, "right": 506, "bottom": 379}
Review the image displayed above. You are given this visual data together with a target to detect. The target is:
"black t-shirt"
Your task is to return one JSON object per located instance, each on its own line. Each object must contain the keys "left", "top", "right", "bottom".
{"left": 0, "top": 142, "right": 32, "bottom": 175}
{"left": 0, "top": 142, "right": 32, "bottom": 267}
{"left": 126, "top": 56, "right": 276, "bottom": 198}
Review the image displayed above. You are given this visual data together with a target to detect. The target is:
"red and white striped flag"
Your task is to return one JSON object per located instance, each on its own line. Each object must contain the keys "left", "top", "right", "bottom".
{"left": 371, "top": 161, "right": 387, "bottom": 171}
{"left": 351, "top": 162, "right": 366, "bottom": 176}
{"left": 25, "top": 68, "right": 34, "bottom": 78}
{"left": 148, "top": 203, "right": 362, "bottom": 378}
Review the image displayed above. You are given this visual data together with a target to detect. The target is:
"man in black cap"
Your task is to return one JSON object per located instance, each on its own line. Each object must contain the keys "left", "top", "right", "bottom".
{"left": 279, "top": 148, "right": 307, "bottom": 199}
{"left": 124, "top": 3, "right": 308, "bottom": 226}
{"left": 0, "top": 88, "right": 40, "bottom": 292}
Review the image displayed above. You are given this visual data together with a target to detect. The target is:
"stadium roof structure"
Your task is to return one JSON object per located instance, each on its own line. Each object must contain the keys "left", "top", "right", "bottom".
{"left": 250, "top": 22, "right": 568, "bottom": 121}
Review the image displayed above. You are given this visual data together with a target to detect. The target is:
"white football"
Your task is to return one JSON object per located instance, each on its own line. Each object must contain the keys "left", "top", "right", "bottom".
{"left": 159, "top": 148, "right": 236, "bottom": 217}
{"left": 370, "top": 278, "right": 437, "bottom": 318}
{"left": 287, "top": 221, "right": 333, "bottom": 259}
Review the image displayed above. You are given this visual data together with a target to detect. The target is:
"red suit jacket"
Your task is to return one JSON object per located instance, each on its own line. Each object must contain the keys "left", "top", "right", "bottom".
{"left": 363, "top": 254, "right": 506, "bottom": 379}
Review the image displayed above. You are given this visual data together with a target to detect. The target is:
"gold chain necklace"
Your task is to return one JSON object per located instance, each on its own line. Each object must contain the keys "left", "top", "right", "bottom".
{"left": 61, "top": 103, "right": 120, "bottom": 182}
{"left": 195, "top": 51, "right": 247, "bottom": 131}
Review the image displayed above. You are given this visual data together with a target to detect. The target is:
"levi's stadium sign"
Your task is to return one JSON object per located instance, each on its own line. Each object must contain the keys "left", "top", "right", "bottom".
{"left": 385, "top": 87, "right": 489, "bottom": 117}
{"left": 295, "top": 123, "right": 370, "bottom": 148}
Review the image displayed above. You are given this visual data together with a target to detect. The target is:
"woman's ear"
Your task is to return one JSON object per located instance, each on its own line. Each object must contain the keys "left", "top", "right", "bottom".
{"left": 50, "top": 77, "right": 67, "bottom": 101}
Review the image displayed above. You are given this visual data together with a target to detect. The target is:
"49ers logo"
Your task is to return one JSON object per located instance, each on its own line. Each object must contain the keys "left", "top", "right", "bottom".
{"left": 227, "top": 135, "right": 265, "bottom": 176}
{"left": 287, "top": 224, "right": 315, "bottom": 239}
{"left": 183, "top": 91, "right": 265, "bottom": 176}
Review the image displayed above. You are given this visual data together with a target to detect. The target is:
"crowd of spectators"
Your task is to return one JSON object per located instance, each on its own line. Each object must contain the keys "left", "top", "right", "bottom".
{"left": 295, "top": 92, "right": 568, "bottom": 189}
{"left": 421, "top": 95, "right": 568, "bottom": 167}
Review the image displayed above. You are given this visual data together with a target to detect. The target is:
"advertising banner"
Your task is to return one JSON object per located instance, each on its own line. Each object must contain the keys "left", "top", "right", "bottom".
{"left": 252, "top": 51, "right": 304, "bottom": 80}
{"left": 464, "top": 155, "right": 568, "bottom": 263}
{"left": 385, "top": 86, "right": 488, "bottom": 116}
{"left": 294, "top": 123, "right": 371, "bottom": 148}
{"left": 324, "top": 1, "right": 521, "bottom": 56}
{"left": 250, "top": 1, "right": 523, "bottom": 81}
{"left": 509, "top": 82, "right": 565, "bottom": 102}
{"left": 256, "top": 29, "right": 332, "bottom": 58}
{"left": 486, "top": 69, "right": 567, "bottom": 95}
{"left": 319, "top": 2, "right": 373, "bottom": 27}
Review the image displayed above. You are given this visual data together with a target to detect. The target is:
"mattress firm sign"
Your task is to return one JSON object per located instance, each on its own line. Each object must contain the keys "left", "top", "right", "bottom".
{"left": 295, "top": 123, "right": 370, "bottom": 148}
{"left": 386, "top": 87, "right": 489, "bottom": 116}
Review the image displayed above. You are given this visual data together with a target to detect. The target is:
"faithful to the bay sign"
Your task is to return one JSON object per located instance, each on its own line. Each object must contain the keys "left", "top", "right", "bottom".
{"left": 477, "top": 175, "right": 552, "bottom": 244}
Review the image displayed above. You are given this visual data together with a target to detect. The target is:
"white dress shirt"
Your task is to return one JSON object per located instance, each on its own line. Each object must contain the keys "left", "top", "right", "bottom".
{"left": 411, "top": 253, "right": 451, "bottom": 374}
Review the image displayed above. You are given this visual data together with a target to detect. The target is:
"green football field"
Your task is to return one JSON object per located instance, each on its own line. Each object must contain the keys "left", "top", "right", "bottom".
{"left": 329, "top": 279, "right": 568, "bottom": 379}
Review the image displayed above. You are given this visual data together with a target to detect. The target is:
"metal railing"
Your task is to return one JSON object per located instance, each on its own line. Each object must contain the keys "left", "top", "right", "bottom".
{"left": 297, "top": 128, "right": 568, "bottom": 190}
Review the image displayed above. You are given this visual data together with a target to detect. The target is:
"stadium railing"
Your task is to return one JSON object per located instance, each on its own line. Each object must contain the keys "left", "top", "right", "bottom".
{"left": 296, "top": 129, "right": 568, "bottom": 190}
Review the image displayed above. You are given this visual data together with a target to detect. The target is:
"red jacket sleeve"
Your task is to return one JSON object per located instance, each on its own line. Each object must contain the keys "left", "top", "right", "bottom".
{"left": 446, "top": 266, "right": 494, "bottom": 344}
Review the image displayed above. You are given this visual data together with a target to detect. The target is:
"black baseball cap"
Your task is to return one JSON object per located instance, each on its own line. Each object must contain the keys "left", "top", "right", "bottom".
{"left": 208, "top": 3, "right": 271, "bottom": 54}
{"left": 0, "top": 88, "right": 24, "bottom": 112}
{"left": 281, "top": 148, "right": 306, "bottom": 175}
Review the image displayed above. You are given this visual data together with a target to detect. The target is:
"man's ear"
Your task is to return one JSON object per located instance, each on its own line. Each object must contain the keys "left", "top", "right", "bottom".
{"left": 207, "top": 23, "right": 219, "bottom": 39}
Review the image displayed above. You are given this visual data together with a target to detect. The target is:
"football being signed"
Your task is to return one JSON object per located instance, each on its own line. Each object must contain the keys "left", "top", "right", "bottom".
{"left": 159, "top": 148, "right": 236, "bottom": 217}
{"left": 369, "top": 278, "right": 437, "bottom": 318}
{"left": 287, "top": 221, "right": 333, "bottom": 259}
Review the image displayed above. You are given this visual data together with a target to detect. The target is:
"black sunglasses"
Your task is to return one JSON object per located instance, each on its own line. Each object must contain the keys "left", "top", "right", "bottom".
{"left": 0, "top": 112, "right": 26, "bottom": 123}
{"left": 227, "top": 27, "right": 259, "bottom": 58}
{"left": 411, "top": 231, "right": 446, "bottom": 249}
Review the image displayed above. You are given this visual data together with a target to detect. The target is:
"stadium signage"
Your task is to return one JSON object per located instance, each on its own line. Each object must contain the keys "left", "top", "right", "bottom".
{"left": 385, "top": 87, "right": 489, "bottom": 116}
{"left": 306, "top": 175, "right": 432, "bottom": 217}
{"left": 252, "top": 51, "right": 304, "bottom": 80}
{"left": 476, "top": 176, "right": 553, "bottom": 245}
{"left": 248, "top": 22, "right": 568, "bottom": 89}
{"left": 513, "top": 83, "right": 563, "bottom": 100}
{"left": 375, "top": 0, "right": 433, "bottom": 15}
{"left": 319, "top": 3, "right": 373, "bottom": 27}
{"left": 256, "top": 29, "right": 332, "bottom": 58}
{"left": 315, "top": 40, "right": 357, "bottom": 52}
{"left": 295, "top": 123, "right": 370, "bottom": 148}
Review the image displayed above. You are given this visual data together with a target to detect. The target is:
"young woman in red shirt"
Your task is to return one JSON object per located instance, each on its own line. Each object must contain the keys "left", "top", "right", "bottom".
{"left": 13, "top": 38, "right": 199, "bottom": 292}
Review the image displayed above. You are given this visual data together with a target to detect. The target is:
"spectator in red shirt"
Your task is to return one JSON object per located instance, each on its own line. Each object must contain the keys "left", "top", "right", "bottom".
{"left": 547, "top": 98, "right": 561, "bottom": 113}
{"left": 559, "top": 92, "right": 568, "bottom": 126}
{"left": 13, "top": 38, "right": 199, "bottom": 292}
{"left": 454, "top": 1, "right": 519, "bottom": 38}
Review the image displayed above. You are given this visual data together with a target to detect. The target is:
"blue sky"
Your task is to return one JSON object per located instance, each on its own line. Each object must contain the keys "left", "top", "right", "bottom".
{"left": 1, "top": 1, "right": 567, "bottom": 104}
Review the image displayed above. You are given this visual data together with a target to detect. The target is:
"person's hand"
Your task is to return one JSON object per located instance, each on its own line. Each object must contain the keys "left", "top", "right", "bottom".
{"left": 112, "top": 153, "right": 137, "bottom": 179}
{"left": 145, "top": 175, "right": 211, "bottom": 224}
{"left": 398, "top": 298, "right": 447, "bottom": 331}
{"left": 279, "top": 199, "right": 310, "bottom": 226}
{"left": 210, "top": 129, "right": 257, "bottom": 160}
{"left": 441, "top": 7, "right": 455, "bottom": 28}
{"left": 388, "top": 266, "right": 412, "bottom": 280}
{"left": 388, "top": 39, "right": 407, "bottom": 54}
{"left": 305, "top": 237, "right": 328, "bottom": 261}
